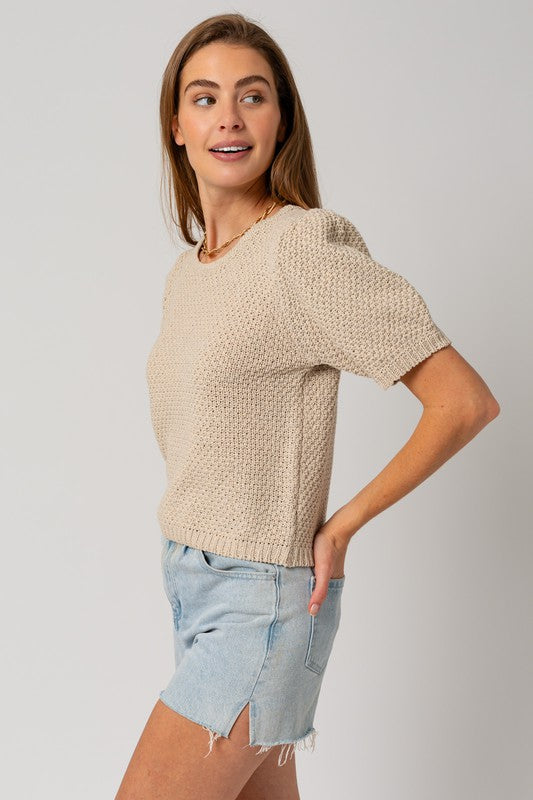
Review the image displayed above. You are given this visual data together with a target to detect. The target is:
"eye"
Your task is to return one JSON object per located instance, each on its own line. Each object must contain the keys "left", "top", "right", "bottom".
{"left": 194, "top": 96, "right": 215, "bottom": 106}
{"left": 193, "top": 94, "right": 264, "bottom": 107}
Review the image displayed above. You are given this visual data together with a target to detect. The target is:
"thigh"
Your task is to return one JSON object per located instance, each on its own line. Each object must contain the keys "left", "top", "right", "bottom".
{"left": 114, "top": 699, "right": 279, "bottom": 800}
{"left": 235, "top": 745, "right": 300, "bottom": 800}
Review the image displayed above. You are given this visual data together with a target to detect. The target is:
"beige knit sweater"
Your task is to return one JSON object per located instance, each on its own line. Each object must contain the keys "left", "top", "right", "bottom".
{"left": 146, "top": 204, "right": 451, "bottom": 566}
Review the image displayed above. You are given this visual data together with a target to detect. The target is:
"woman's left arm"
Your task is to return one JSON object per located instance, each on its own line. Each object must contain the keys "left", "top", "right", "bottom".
{"left": 308, "top": 344, "right": 500, "bottom": 615}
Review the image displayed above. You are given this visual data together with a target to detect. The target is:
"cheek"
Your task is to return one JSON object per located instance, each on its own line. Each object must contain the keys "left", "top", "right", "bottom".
{"left": 257, "top": 109, "right": 282, "bottom": 141}
{"left": 176, "top": 110, "right": 208, "bottom": 143}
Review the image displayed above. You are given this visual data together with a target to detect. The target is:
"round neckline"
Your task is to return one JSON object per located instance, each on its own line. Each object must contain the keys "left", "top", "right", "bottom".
{"left": 191, "top": 203, "right": 295, "bottom": 270}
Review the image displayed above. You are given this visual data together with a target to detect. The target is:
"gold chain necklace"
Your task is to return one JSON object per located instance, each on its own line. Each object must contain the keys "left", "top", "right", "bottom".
{"left": 199, "top": 200, "right": 282, "bottom": 260}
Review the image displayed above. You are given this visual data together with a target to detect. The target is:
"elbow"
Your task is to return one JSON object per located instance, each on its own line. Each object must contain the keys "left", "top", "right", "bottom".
{"left": 464, "top": 392, "right": 501, "bottom": 430}
{"left": 484, "top": 396, "right": 501, "bottom": 422}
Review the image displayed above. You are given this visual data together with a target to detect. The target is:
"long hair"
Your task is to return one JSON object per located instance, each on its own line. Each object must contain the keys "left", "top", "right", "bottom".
{"left": 159, "top": 12, "right": 322, "bottom": 246}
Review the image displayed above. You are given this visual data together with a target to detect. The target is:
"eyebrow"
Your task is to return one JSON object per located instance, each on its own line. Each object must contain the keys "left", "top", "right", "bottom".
{"left": 183, "top": 74, "right": 271, "bottom": 95}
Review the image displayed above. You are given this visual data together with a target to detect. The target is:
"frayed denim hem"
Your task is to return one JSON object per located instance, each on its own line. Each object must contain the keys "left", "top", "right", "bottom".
{"left": 246, "top": 727, "right": 318, "bottom": 767}
{"left": 201, "top": 722, "right": 318, "bottom": 767}
{"left": 201, "top": 723, "right": 224, "bottom": 757}
{"left": 159, "top": 693, "right": 318, "bottom": 768}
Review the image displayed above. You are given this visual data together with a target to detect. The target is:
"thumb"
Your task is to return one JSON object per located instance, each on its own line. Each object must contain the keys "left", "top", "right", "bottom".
{"left": 308, "top": 566, "right": 329, "bottom": 616}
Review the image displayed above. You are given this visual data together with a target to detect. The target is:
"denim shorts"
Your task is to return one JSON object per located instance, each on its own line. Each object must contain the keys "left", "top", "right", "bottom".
{"left": 159, "top": 534, "right": 345, "bottom": 766}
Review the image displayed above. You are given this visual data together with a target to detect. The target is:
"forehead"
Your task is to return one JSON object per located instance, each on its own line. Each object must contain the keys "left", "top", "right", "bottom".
{"left": 179, "top": 42, "right": 272, "bottom": 87}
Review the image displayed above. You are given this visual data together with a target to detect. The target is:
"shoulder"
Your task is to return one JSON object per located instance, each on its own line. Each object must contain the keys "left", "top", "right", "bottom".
{"left": 278, "top": 206, "right": 371, "bottom": 257}
{"left": 163, "top": 251, "right": 186, "bottom": 294}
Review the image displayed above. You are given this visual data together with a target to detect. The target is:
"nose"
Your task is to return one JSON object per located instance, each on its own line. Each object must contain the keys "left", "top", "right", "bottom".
{"left": 216, "top": 99, "right": 244, "bottom": 130}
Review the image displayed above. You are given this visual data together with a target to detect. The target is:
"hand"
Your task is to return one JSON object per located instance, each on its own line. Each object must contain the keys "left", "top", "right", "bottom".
{"left": 307, "top": 527, "right": 349, "bottom": 616}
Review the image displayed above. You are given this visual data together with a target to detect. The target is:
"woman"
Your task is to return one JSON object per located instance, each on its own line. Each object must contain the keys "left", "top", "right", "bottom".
{"left": 115, "top": 13, "right": 500, "bottom": 800}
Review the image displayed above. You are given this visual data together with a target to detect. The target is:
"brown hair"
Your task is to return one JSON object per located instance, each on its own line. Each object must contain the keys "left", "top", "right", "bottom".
{"left": 159, "top": 12, "right": 322, "bottom": 246}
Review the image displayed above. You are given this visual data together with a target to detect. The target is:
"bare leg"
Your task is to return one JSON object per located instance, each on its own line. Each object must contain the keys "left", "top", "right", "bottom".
{"left": 235, "top": 745, "right": 301, "bottom": 800}
{"left": 114, "top": 699, "right": 290, "bottom": 800}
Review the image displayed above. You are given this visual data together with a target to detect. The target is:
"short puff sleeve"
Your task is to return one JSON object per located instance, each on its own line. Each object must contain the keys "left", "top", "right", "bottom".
{"left": 276, "top": 208, "right": 451, "bottom": 389}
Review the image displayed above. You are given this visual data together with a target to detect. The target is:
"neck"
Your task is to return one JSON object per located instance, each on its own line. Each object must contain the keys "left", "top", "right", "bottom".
{"left": 199, "top": 198, "right": 280, "bottom": 261}
{"left": 199, "top": 193, "right": 276, "bottom": 253}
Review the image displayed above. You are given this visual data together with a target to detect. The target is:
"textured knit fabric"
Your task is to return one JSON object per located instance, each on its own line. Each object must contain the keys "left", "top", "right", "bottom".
{"left": 146, "top": 204, "right": 451, "bottom": 566}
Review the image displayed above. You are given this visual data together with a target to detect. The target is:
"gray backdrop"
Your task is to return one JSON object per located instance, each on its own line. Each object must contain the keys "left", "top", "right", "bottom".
{"left": 1, "top": 2, "right": 531, "bottom": 798}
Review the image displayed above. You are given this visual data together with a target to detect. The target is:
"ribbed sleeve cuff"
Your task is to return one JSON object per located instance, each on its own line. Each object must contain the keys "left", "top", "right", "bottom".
{"left": 375, "top": 329, "right": 452, "bottom": 390}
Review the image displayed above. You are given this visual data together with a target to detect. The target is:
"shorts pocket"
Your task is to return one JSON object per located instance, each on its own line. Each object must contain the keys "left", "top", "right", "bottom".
{"left": 160, "top": 535, "right": 170, "bottom": 566}
{"left": 196, "top": 547, "right": 277, "bottom": 579}
{"left": 305, "top": 575, "right": 345, "bottom": 675}
{"left": 160, "top": 539, "right": 182, "bottom": 629}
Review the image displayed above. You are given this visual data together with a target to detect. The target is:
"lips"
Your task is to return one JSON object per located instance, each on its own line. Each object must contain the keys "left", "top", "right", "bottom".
{"left": 209, "top": 146, "right": 252, "bottom": 152}
{"left": 209, "top": 147, "right": 253, "bottom": 162}
{"left": 209, "top": 140, "right": 253, "bottom": 151}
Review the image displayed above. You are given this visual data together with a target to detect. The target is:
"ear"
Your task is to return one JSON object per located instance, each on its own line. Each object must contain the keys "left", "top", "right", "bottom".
{"left": 171, "top": 113, "right": 184, "bottom": 146}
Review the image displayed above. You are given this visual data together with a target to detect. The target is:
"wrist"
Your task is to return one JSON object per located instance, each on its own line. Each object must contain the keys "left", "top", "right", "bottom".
{"left": 330, "top": 501, "right": 364, "bottom": 544}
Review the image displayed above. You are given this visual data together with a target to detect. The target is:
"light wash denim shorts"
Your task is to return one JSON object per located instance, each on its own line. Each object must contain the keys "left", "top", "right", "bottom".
{"left": 159, "top": 533, "right": 345, "bottom": 766}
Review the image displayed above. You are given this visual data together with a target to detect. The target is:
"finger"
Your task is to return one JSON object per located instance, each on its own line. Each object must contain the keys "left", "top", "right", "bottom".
{"left": 308, "top": 568, "right": 330, "bottom": 616}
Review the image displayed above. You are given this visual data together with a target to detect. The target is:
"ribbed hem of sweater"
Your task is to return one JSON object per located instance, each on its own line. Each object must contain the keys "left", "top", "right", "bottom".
{"left": 375, "top": 329, "right": 452, "bottom": 389}
{"left": 160, "top": 527, "right": 315, "bottom": 568}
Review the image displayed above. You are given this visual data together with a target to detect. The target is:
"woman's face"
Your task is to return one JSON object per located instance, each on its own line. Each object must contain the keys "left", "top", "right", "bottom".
{"left": 173, "top": 43, "right": 285, "bottom": 198}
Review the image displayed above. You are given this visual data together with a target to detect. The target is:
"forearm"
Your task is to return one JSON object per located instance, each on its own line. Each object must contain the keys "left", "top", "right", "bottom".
{"left": 328, "top": 404, "right": 495, "bottom": 545}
